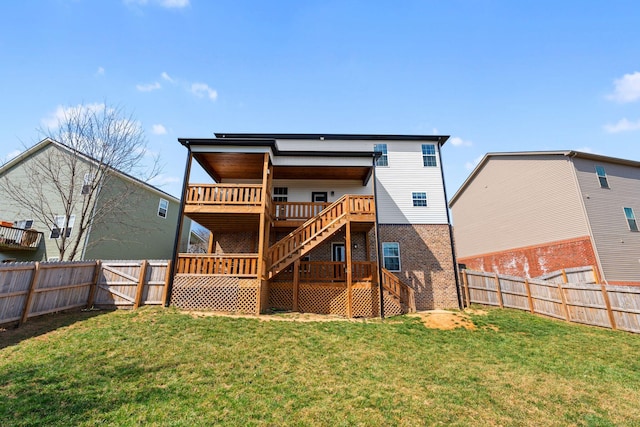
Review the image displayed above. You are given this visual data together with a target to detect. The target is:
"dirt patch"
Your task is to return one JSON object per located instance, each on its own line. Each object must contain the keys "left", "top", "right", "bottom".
{"left": 408, "top": 310, "right": 479, "bottom": 330}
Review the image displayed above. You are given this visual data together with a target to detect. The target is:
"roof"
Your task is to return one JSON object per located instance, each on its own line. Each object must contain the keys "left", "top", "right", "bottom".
{"left": 449, "top": 150, "right": 640, "bottom": 206}
{"left": 213, "top": 133, "right": 450, "bottom": 144}
{"left": 0, "top": 138, "right": 179, "bottom": 203}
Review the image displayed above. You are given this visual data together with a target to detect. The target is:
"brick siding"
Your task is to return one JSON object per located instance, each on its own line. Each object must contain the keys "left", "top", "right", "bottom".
{"left": 458, "top": 236, "right": 598, "bottom": 278}
{"left": 377, "top": 224, "right": 459, "bottom": 310}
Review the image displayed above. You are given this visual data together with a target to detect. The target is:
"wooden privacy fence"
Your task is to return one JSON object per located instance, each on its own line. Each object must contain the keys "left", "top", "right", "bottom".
{"left": 462, "top": 267, "right": 640, "bottom": 334}
{"left": 0, "top": 259, "right": 170, "bottom": 327}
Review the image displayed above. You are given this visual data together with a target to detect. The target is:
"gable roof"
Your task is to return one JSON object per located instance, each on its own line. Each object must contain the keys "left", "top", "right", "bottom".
{"left": 449, "top": 150, "right": 640, "bottom": 207}
{"left": 0, "top": 138, "right": 179, "bottom": 203}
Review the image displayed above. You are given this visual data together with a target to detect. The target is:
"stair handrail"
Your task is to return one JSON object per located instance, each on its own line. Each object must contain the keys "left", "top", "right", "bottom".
{"left": 381, "top": 268, "right": 416, "bottom": 312}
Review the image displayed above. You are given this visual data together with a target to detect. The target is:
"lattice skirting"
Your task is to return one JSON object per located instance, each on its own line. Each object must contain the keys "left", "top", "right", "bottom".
{"left": 171, "top": 275, "right": 259, "bottom": 313}
{"left": 299, "top": 284, "right": 348, "bottom": 316}
{"left": 382, "top": 291, "right": 403, "bottom": 317}
{"left": 269, "top": 282, "right": 293, "bottom": 311}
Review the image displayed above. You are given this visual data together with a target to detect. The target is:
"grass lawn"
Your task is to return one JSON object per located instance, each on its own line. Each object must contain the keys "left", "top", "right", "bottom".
{"left": 1, "top": 307, "right": 640, "bottom": 426}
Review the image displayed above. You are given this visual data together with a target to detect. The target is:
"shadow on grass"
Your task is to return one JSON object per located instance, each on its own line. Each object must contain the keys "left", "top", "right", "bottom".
{"left": 0, "top": 308, "right": 110, "bottom": 350}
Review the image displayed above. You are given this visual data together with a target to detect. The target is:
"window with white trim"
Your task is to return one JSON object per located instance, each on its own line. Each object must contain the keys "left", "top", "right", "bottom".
{"left": 14, "top": 219, "right": 33, "bottom": 230}
{"left": 374, "top": 144, "right": 388, "bottom": 167}
{"left": 158, "top": 198, "right": 169, "bottom": 218}
{"left": 382, "top": 242, "right": 401, "bottom": 271}
{"left": 49, "top": 215, "right": 75, "bottom": 238}
{"left": 81, "top": 173, "right": 94, "bottom": 195}
{"left": 422, "top": 144, "right": 437, "bottom": 167}
{"left": 595, "top": 165, "right": 609, "bottom": 188}
{"left": 273, "top": 187, "right": 288, "bottom": 202}
{"left": 624, "top": 207, "right": 638, "bottom": 232}
{"left": 412, "top": 192, "right": 427, "bottom": 207}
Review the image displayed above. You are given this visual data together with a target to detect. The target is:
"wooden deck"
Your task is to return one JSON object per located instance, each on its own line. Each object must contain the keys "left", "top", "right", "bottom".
{"left": 0, "top": 225, "right": 43, "bottom": 251}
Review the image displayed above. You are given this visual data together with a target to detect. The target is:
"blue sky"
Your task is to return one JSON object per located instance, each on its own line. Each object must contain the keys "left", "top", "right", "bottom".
{"left": 1, "top": 0, "right": 639, "bottom": 198}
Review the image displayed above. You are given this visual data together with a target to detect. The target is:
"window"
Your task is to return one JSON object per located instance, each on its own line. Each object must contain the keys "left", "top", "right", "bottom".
{"left": 65, "top": 215, "right": 76, "bottom": 238}
{"left": 81, "top": 173, "right": 94, "bottom": 195}
{"left": 158, "top": 198, "right": 169, "bottom": 218}
{"left": 422, "top": 144, "right": 437, "bottom": 167}
{"left": 595, "top": 165, "right": 609, "bottom": 188}
{"left": 50, "top": 215, "right": 65, "bottom": 239}
{"left": 624, "top": 207, "right": 638, "bottom": 232}
{"left": 382, "top": 242, "right": 401, "bottom": 271}
{"left": 273, "top": 187, "right": 288, "bottom": 202}
{"left": 412, "top": 192, "right": 428, "bottom": 207}
{"left": 14, "top": 219, "right": 33, "bottom": 230}
{"left": 374, "top": 144, "right": 388, "bottom": 166}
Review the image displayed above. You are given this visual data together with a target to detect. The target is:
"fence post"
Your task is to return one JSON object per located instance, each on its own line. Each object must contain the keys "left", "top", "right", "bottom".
{"left": 561, "top": 269, "right": 568, "bottom": 284}
{"left": 462, "top": 270, "right": 470, "bottom": 308}
{"left": 524, "top": 279, "right": 534, "bottom": 314}
{"left": 19, "top": 262, "right": 41, "bottom": 325}
{"left": 133, "top": 260, "right": 149, "bottom": 309}
{"left": 162, "top": 260, "right": 172, "bottom": 307}
{"left": 494, "top": 273, "right": 504, "bottom": 308}
{"left": 592, "top": 265, "right": 601, "bottom": 284}
{"left": 86, "top": 260, "right": 101, "bottom": 309}
{"left": 600, "top": 283, "right": 617, "bottom": 330}
{"left": 557, "top": 282, "right": 570, "bottom": 321}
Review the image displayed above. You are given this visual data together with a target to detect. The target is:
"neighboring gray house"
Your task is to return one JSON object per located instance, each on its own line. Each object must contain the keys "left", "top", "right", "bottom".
{"left": 450, "top": 151, "right": 640, "bottom": 285}
{"left": 0, "top": 138, "right": 189, "bottom": 262}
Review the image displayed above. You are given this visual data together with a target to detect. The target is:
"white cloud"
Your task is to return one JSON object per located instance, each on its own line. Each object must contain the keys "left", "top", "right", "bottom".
{"left": 152, "top": 124, "right": 167, "bottom": 135}
{"left": 607, "top": 71, "right": 640, "bottom": 103}
{"left": 41, "top": 103, "right": 107, "bottom": 129}
{"left": 574, "top": 146, "right": 594, "bottom": 153}
{"left": 191, "top": 82, "right": 218, "bottom": 100}
{"left": 136, "top": 82, "right": 161, "bottom": 92}
{"left": 124, "top": 0, "right": 189, "bottom": 9}
{"left": 464, "top": 155, "right": 483, "bottom": 171}
{"left": 161, "top": 71, "right": 174, "bottom": 83}
{"left": 603, "top": 118, "right": 640, "bottom": 133}
{"left": 2, "top": 149, "right": 22, "bottom": 164}
{"left": 160, "top": 0, "right": 189, "bottom": 7}
{"left": 95, "top": 67, "right": 105, "bottom": 77}
{"left": 449, "top": 136, "right": 472, "bottom": 147}
{"left": 148, "top": 174, "right": 181, "bottom": 186}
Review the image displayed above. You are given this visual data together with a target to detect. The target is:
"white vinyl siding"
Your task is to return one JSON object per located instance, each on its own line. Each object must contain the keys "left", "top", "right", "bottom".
{"left": 269, "top": 180, "right": 371, "bottom": 203}
{"left": 573, "top": 157, "right": 640, "bottom": 282}
{"left": 451, "top": 155, "right": 589, "bottom": 258}
{"left": 374, "top": 141, "right": 448, "bottom": 224}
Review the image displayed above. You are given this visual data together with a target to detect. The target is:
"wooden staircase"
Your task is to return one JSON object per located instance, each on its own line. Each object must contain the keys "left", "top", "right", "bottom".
{"left": 381, "top": 268, "right": 416, "bottom": 313}
{"left": 267, "top": 195, "right": 374, "bottom": 278}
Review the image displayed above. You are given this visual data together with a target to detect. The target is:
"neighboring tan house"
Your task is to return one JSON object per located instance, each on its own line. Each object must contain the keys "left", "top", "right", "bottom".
{"left": 169, "top": 133, "right": 460, "bottom": 317}
{"left": 0, "top": 138, "right": 189, "bottom": 262}
{"left": 450, "top": 150, "right": 640, "bottom": 285}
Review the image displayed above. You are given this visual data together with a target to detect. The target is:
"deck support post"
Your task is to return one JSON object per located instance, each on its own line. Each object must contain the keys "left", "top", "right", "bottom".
{"left": 346, "top": 220, "right": 353, "bottom": 318}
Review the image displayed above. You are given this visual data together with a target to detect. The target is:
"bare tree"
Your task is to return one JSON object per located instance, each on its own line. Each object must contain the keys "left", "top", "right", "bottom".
{"left": 0, "top": 103, "right": 161, "bottom": 260}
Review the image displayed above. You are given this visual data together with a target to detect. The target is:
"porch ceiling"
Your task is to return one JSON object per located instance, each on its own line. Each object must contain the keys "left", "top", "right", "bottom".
{"left": 273, "top": 166, "right": 371, "bottom": 182}
{"left": 194, "top": 152, "right": 266, "bottom": 181}
{"left": 192, "top": 152, "right": 372, "bottom": 183}
{"left": 186, "top": 212, "right": 260, "bottom": 233}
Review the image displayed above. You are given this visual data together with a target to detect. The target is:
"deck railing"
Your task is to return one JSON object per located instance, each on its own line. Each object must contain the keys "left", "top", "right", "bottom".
{"left": 275, "top": 261, "right": 377, "bottom": 284}
{"left": 176, "top": 254, "right": 259, "bottom": 276}
{"left": 381, "top": 268, "right": 416, "bottom": 312}
{"left": 0, "top": 225, "right": 43, "bottom": 251}
{"left": 273, "top": 202, "right": 331, "bottom": 222}
{"left": 186, "top": 184, "right": 263, "bottom": 206}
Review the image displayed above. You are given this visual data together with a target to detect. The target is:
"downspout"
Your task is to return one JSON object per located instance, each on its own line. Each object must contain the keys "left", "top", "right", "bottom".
{"left": 372, "top": 155, "right": 385, "bottom": 318}
{"left": 437, "top": 139, "right": 463, "bottom": 309}
{"left": 568, "top": 152, "right": 608, "bottom": 284}
{"left": 165, "top": 145, "right": 193, "bottom": 307}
